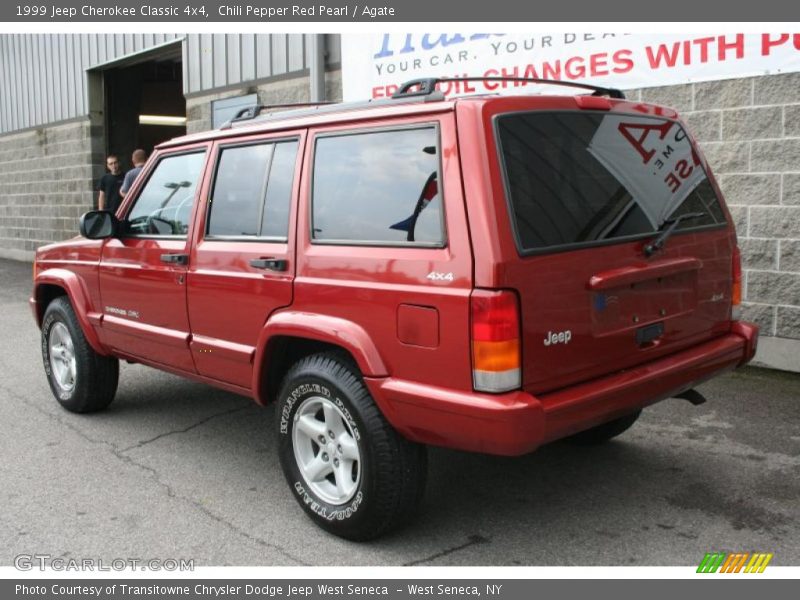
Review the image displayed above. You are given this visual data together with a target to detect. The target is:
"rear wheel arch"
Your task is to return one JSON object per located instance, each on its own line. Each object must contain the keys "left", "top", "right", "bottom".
{"left": 252, "top": 312, "right": 389, "bottom": 406}
{"left": 256, "top": 336, "right": 363, "bottom": 406}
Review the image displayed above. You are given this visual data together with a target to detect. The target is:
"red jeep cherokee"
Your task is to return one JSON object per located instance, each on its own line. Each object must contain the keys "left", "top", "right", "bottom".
{"left": 31, "top": 77, "right": 758, "bottom": 540}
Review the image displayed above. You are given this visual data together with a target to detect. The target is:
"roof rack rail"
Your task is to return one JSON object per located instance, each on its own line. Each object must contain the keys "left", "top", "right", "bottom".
{"left": 392, "top": 77, "right": 626, "bottom": 100}
{"left": 220, "top": 101, "right": 336, "bottom": 129}
{"left": 218, "top": 93, "right": 450, "bottom": 131}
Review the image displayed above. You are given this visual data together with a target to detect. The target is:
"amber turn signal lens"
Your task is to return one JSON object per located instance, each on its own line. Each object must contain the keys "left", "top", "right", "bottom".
{"left": 732, "top": 246, "right": 742, "bottom": 306}
{"left": 471, "top": 290, "right": 521, "bottom": 393}
{"left": 472, "top": 339, "right": 520, "bottom": 372}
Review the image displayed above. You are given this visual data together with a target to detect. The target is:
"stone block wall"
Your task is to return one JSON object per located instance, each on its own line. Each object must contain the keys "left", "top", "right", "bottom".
{"left": 0, "top": 71, "right": 342, "bottom": 261}
{"left": 0, "top": 120, "right": 102, "bottom": 261}
{"left": 1, "top": 69, "right": 797, "bottom": 369}
{"left": 185, "top": 70, "right": 343, "bottom": 134}
{"left": 633, "top": 72, "right": 800, "bottom": 356}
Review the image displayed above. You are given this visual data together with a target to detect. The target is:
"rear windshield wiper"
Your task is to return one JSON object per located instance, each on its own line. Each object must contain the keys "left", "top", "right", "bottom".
{"left": 644, "top": 212, "right": 706, "bottom": 257}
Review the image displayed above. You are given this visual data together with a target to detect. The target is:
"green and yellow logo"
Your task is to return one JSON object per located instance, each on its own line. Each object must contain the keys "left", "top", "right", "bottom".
{"left": 697, "top": 552, "right": 773, "bottom": 573}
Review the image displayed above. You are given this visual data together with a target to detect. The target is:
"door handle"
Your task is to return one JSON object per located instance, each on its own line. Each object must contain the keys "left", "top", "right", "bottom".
{"left": 250, "top": 257, "right": 288, "bottom": 272}
{"left": 160, "top": 253, "right": 188, "bottom": 265}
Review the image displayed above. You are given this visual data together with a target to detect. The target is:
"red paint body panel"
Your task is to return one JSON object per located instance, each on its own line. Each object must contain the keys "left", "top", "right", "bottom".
{"left": 366, "top": 330, "right": 752, "bottom": 455}
{"left": 185, "top": 131, "right": 305, "bottom": 387}
{"left": 397, "top": 304, "right": 440, "bottom": 348}
{"left": 32, "top": 92, "right": 758, "bottom": 456}
{"left": 32, "top": 266, "right": 106, "bottom": 354}
{"left": 95, "top": 142, "right": 213, "bottom": 372}
{"left": 292, "top": 112, "right": 475, "bottom": 393}
{"left": 537, "top": 333, "right": 746, "bottom": 444}
{"left": 457, "top": 97, "right": 741, "bottom": 395}
{"left": 99, "top": 237, "right": 195, "bottom": 371}
{"left": 587, "top": 257, "right": 703, "bottom": 290}
{"left": 251, "top": 310, "right": 392, "bottom": 404}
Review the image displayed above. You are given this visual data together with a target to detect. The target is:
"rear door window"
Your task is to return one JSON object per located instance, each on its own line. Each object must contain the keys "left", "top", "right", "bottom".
{"left": 208, "top": 139, "right": 299, "bottom": 239}
{"left": 496, "top": 111, "right": 726, "bottom": 253}
{"left": 312, "top": 127, "right": 444, "bottom": 246}
{"left": 261, "top": 141, "right": 298, "bottom": 238}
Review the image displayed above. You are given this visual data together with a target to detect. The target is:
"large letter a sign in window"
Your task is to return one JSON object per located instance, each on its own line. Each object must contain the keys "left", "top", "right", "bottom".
{"left": 588, "top": 114, "right": 706, "bottom": 229}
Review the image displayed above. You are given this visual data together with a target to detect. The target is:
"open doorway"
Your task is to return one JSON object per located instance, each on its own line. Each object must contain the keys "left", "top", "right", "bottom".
{"left": 103, "top": 50, "right": 185, "bottom": 173}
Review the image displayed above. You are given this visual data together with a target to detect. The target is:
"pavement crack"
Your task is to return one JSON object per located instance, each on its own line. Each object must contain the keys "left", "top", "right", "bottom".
{"left": 1, "top": 382, "right": 125, "bottom": 454}
{"left": 119, "top": 448, "right": 311, "bottom": 565}
{"left": 2, "top": 383, "right": 308, "bottom": 565}
{"left": 118, "top": 405, "right": 250, "bottom": 453}
{"left": 403, "top": 534, "right": 490, "bottom": 566}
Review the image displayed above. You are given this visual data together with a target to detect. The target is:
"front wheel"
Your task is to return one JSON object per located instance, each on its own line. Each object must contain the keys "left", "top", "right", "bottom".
{"left": 41, "top": 297, "right": 119, "bottom": 413}
{"left": 276, "top": 353, "right": 426, "bottom": 540}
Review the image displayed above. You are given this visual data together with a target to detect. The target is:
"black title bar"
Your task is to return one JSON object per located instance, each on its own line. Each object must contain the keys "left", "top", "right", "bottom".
{"left": 0, "top": 0, "right": 798, "bottom": 22}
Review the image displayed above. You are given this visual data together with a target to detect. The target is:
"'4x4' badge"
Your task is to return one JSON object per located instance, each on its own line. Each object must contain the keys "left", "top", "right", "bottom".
{"left": 426, "top": 271, "right": 454, "bottom": 282}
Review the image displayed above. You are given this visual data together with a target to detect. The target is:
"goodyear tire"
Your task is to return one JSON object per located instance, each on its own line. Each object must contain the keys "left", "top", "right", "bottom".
{"left": 277, "top": 353, "right": 426, "bottom": 540}
{"left": 565, "top": 410, "right": 642, "bottom": 445}
{"left": 41, "top": 296, "right": 119, "bottom": 413}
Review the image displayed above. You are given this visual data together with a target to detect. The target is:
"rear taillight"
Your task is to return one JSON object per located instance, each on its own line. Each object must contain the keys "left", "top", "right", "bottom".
{"left": 732, "top": 245, "right": 742, "bottom": 319}
{"left": 471, "top": 290, "right": 521, "bottom": 393}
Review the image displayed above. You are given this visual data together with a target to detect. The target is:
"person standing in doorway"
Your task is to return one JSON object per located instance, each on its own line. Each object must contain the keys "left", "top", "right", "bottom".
{"left": 120, "top": 149, "right": 147, "bottom": 199}
{"left": 96, "top": 155, "right": 125, "bottom": 213}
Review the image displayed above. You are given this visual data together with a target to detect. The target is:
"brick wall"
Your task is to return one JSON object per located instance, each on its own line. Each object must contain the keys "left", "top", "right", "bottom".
{"left": 633, "top": 72, "right": 800, "bottom": 354}
{"left": 0, "top": 120, "right": 102, "bottom": 261}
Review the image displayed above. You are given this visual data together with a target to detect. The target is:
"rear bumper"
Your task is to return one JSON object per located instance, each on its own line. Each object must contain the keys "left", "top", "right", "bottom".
{"left": 365, "top": 323, "right": 758, "bottom": 456}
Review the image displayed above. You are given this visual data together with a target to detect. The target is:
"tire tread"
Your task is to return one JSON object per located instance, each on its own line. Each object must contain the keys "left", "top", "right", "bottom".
{"left": 43, "top": 297, "right": 118, "bottom": 413}
{"left": 278, "top": 352, "right": 426, "bottom": 540}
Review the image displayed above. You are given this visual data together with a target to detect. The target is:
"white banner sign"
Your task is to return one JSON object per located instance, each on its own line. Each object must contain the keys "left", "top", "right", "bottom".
{"left": 342, "top": 32, "right": 800, "bottom": 101}
{"left": 587, "top": 115, "right": 704, "bottom": 228}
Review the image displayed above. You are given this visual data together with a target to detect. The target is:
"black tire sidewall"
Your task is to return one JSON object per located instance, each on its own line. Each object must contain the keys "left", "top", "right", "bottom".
{"left": 277, "top": 368, "right": 376, "bottom": 534}
{"left": 41, "top": 299, "right": 89, "bottom": 411}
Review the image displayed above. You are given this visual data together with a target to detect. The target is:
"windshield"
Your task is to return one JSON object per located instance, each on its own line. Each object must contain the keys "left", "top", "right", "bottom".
{"left": 496, "top": 111, "right": 727, "bottom": 253}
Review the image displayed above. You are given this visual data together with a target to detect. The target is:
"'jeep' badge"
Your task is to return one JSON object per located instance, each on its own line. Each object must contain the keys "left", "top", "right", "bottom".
{"left": 544, "top": 330, "right": 572, "bottom": 346}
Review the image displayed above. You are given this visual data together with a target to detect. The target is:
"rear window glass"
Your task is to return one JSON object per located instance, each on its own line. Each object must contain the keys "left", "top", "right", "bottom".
{"left": 496, "top": 111, "right": 726, "bottom": 253}
{"left": 312, "top": 127, "right": 443, "bottom": 245}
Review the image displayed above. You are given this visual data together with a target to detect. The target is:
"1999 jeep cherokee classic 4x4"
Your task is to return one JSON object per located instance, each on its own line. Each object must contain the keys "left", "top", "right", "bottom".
{"left": 31, "top": 77, "right": 758, "bottom": 540}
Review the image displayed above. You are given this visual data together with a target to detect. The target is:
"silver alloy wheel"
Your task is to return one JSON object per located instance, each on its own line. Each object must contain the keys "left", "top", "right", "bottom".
{"left": 48, "top": 321, "right": 77, "bottom": 393}
{"left": 292, "top": 395, "right": 361, "bottom": 505}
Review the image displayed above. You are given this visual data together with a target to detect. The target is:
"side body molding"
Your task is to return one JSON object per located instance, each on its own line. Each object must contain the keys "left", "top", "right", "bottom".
{"left": 252, "top": 311, "right": 389, "bottom": 405}
{"left": 32, "top": 269, "right": 108, "bottom": 355}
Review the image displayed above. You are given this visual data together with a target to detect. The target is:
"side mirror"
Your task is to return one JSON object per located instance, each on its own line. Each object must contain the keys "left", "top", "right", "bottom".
{"left": 79, "top": 210, "right": 118, "bottom": 240}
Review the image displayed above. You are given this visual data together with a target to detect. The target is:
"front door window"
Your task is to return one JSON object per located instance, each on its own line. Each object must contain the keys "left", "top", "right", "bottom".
{"left": 125, "top": 152, "right": 206, "bottom": 236}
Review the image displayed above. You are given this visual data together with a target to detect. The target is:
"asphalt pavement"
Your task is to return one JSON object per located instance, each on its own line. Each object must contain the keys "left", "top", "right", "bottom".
{"left": 1, "top": 257, "right": 798, "bottom": 566}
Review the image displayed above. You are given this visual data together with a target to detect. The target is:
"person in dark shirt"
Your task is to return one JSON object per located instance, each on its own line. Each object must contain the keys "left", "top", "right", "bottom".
{"left": 96, "top": 155, "right": 125, "bottom": 213}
